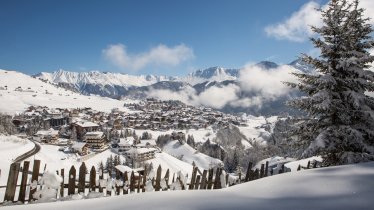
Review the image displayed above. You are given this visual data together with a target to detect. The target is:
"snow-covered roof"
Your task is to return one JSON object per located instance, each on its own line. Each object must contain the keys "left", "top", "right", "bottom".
{"left": 75, "top": 121, "right": 99, "bottom": 127}
{"left": 85, "top": 131, "right": 104, "bottom": 137}
{"left": 115, "top": 165, "right": 134, "bottom": 173}
{"left": 71, "top": 142, "right": 87, "bottom": 150}
{"left": 118, "top": 137, "right": 134, "bottom": 146}
{"left": 35, "top": 128, "right": 59, "bottom": 136}
{"left": 126, "top": 147, "right": 157, "bottom": 155}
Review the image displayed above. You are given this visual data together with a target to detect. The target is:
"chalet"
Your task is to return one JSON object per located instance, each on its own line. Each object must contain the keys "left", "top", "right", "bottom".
{"left": 71, "top": 142, "right": 89, "bottom": 156}
{"left": 84, "top": 131, "right": 106, "bottom": 151}
{"left": 124, "top": 147, "right": 157, "bottom": 166}
{"left": 33, "top": 128, "right": 59, "bottom": 143}
{"left": 73, "top": 120, "right": 99, "bottom": 140}
{"left": 116, "top": 137, "right": 134, "bottom": 154}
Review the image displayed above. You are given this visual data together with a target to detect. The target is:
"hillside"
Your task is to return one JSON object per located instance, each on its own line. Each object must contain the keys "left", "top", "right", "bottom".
{"left": 163, "top": 140, "right": 222, "bottom": 169}
{"left": 0, "top": 70, "right": 133, "bottom": 114}
{"left": 2, "top": 161, "right": 373, "bottom": 210}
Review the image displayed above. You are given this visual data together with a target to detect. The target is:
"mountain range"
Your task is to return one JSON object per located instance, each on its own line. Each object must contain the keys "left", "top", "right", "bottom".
{"left": 34, "top": 59, "right": 313, "bottom": 116}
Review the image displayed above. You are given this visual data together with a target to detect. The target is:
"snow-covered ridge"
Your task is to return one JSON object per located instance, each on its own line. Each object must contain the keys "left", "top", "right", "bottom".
{"left": 35, "top": 67, "right": 241, "bottom": 87}
{"left": 35, "top": 69, "right": 177, "bottom": 87}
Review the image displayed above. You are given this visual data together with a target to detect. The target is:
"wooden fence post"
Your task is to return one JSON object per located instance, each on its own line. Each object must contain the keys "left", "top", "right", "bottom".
{"left": 245, "top": 162, "right": 252, "bottom": 182}
{"left": 29, "top": 159, "right": 41, "bottom": 201}
{"left": 213, "top": 168, "right": 221, "bottom": 189}
{"left": 279, "top": 164, "right": 284, "bottom": 174}
{"left": 260, "top": 164, "right": 265, "bottom": 178}
{"left": 18, "top": 161, "right": 30, "bottom": 203}
{"left": 116, "top": 170, "right": 122, "bottom": 195}
{"left": 4, "top": 162, "right": 20, "bottom": 202}
{"left": 60, "top": 169, "right": 64, "bottom": 197}
{"left": 164, "top": 169, "right": 170, "bottom": 189}
{"left": 297, "top": 164, "right": 301, "bottom": 171}
{"left": 123, "top": 172, "right": 128, "bottom": 195}
{"left": 307, "top": 161, "right": 311, "bottom": 169}
{"left": 78, "top": 162, "right": 86, "bottom": 194}
{"left": 137, "top": 175, "right": 142, "bottom": 193}
{"left": 89, "top": 166, "right": 96, "bottom": 192}
{"left": 313, "top": 160, "right": 318, "bottom": 168}
{"left": 189, "top": 167, "right": 197, "bottom": 190}
{"left": 142, "top": 169, "right": 147, "bottom": 192}
{"left": 207, "top": 168, "right": 214, "bottom": 189}
{"left": 194, "top": 175, "right": 200, "bottom": 190}
{"left": 265, "top": 161, "right": 269, "bottom": 177}
{"left": 155, "top": 165, "right": 162, "bottom": 191}
{"left": 254, "top": 169, "right": 259, "bottom": 179}
{"left": 200, "top": 170, "right": 207, "bottom": 189}
{"left": 68, "top": 166, "right": 76, "bottom": 195}
{"left": 130, "top": 171, "right": 135, "bottom": 193}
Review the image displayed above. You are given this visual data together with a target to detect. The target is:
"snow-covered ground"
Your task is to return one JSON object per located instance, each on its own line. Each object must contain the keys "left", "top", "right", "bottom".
{"left": 146, "top": 152, "right": 193, "bottom": 177}
{"left": 163, "top": 140, "right": 222, "bottom": 169}
{"left": 238, "top": 115, "right": 278, "bottom": 144}
{"left": 0, "top": 135, "right": 34, "bottom": 185}
{"left": 2, "top": 161, "right": 373, "bottom": 210}
{"left": 0, "top": 70, "right": 133, "bottom": 114}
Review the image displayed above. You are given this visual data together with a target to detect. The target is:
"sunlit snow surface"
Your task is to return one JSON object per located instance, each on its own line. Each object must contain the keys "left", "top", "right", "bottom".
{"left": 2, "top": 162, "right": 373, "bottom": 210}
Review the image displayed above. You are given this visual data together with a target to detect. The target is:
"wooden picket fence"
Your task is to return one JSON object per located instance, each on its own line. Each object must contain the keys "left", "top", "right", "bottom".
{"left": 0, "top": 159, "right": 320, "bottom": 205}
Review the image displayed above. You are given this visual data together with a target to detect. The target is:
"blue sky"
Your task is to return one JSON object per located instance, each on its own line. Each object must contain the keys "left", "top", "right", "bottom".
{"left": 0, "top": 0, "right": 331, "bottom": 76}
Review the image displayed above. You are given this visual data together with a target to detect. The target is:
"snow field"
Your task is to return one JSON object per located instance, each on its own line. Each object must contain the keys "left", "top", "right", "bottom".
{"left": 2, "top": 161, "right": 373, "bottom": 210}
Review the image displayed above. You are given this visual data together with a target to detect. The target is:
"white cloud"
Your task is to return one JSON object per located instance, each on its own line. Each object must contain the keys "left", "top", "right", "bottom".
{"left": 102, "top": 43, "right": 194, "bottom": 71}
{"left": 265, "top": 0, "right": 374, "bottom": 42}
{"left": 147, "top": 84, "right": 240, "bottom": 109}
{"left": 238, "top": 64, "right": 298, "bottom": 98}
{"left": 146, "top": 86, "right": 199, "bottom": 107}
{"left": 198, "top": 84, "right": 240, "bottom": 109}
{"left": 265, "top": 1, "right": 323, "bottom": 42}
{"left": 360, "top": 0, "right": 374, "bottom": 24}
{"left": 146, "top": 64, "right": 299, "bottom": 110}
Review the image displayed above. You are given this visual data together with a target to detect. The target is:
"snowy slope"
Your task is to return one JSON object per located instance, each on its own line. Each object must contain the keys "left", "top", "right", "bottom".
{"left": 0, "top": 70, "right": 133, "bottom": 114}
{"left": 146, "top": 152, "right": 193, "bottom": 178}
{"left": 0, "top": 135, "right": 34, "bottom": 185}
{"left": 238, "top": 115, "right": 278, "bottom": 144}
{"left": 3, "top": 162, "right": 374, "bottom": 210}
{"left": 163, "top": 140, "right": 222, "bottom": 169}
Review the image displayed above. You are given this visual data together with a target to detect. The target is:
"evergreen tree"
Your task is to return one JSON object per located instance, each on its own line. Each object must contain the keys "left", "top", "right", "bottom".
{"left": 286, "top": 0, "right": 374, "bottom": 165}
{"left": 187, "top": 135, "right": 196, "bottom": 148}
{"left": 70, "top": 126, "right": 77, "bottom": 143}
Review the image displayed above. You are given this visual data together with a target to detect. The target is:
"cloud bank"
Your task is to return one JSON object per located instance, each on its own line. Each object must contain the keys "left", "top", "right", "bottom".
{"left": 103, "top": 43, "right": 194, "bottom": 71}
{"left": 265, "top": 0, "right": 374, "bottom": 42}
{"left": 147, "top": 65, "right": 299, "bottom": 110}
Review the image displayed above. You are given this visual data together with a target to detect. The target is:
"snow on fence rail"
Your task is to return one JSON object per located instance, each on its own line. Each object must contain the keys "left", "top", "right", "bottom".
{"left": 0, "top": 159, "right": 320, "bottom": 205}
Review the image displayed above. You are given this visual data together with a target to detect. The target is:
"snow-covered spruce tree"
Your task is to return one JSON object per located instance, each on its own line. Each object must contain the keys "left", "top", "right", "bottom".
{"left": 286, "top": 0, "right": 374, "bottom": 165}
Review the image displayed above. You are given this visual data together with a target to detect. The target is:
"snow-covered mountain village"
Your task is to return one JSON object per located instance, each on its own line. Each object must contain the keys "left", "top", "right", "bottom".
{"left": 1, "top": 0, "right": 374, "bottom": 210}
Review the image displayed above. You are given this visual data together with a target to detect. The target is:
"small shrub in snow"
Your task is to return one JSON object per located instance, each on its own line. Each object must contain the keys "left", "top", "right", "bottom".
{"left": 32, "top": 171, "right": 62, "bottom": 203}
